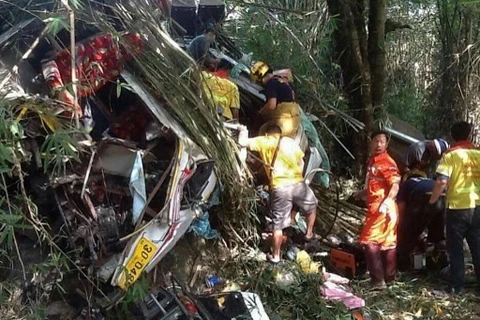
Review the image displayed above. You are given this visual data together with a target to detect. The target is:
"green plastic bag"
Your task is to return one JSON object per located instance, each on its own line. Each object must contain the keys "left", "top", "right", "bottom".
{"left": 300, "top": 109, "right": 330, "bottom": 188}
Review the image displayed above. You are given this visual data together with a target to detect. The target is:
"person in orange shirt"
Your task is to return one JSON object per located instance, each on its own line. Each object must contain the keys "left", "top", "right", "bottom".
{"left": 355, "top": 130, "right": 401, "bottom": 289}
{"left": 239, "top": 125, "right": 318, "bottom": 263}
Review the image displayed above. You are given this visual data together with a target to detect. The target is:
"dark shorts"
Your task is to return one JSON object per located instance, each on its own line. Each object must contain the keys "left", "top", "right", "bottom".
{"left": 269, "top": 181, "right": 318, "bottom": 231}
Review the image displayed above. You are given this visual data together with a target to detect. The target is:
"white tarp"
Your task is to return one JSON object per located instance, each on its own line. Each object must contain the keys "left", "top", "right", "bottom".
{"left": 129, "top": 151, "right": 147, "bottom": 224}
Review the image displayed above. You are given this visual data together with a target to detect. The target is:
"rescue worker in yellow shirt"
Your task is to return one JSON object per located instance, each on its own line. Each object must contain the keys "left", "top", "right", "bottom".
{"left": 239, "top": 124, "right": 318, "bottom": 263}
{"left": 201, "top": 71, "right": 240, "bottom": 120}
{"left": 250, "top": 62, "right": 300, "bottom": 138}
{"left": 429, "top": 121, "right": 480, "bottom": 295}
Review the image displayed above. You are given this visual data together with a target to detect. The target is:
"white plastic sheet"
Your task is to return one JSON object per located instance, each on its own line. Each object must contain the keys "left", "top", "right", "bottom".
{"left": 241, "top": 292, "right": 270, "bottom": 320}
{"left": 129, "top": 151, "right": 147, "bottom": 224}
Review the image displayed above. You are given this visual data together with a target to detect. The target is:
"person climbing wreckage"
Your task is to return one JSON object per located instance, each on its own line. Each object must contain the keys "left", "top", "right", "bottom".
{"left": 187, "top": 25, "right": 221, "bottom": 71}
{"left": 197, "top": 51, "right": 331, "bottom": 188}
{"left": 250, "top": 61, "right": 301, "bottom": 138}
{"left": 239, "top": 124, "right": 318, "bottom": 264}
{"left": 201, "top": 71, "right": 240, "bottom": 120}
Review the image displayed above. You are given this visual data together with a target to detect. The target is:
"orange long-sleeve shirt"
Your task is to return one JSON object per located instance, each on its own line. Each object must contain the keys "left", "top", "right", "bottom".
{"left": 360, "top": 152, "right": 401, "bottom": 249}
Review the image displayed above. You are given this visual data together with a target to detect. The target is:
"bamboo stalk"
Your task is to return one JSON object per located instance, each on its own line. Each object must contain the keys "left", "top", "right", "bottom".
{"left": 61, "top": 0, "right": 80, "bottom": 130}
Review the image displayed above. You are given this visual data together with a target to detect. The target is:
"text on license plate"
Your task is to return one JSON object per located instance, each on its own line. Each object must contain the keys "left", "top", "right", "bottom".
{"left": 119, "top": 237, "right": 156, "bottom": 289}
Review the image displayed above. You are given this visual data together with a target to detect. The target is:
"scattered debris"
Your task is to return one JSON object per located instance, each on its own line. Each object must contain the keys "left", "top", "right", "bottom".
{"left": 321, "top": 272, "right": 365, "bottom": 310}
{"left": 296, "top": 250, "right": 320, "bottom": 274}
{"left": 2, "top": 2, "right": 480, "bottom": 320}
{"left": 0, "top": 11, "right": 225, "bottom": 311}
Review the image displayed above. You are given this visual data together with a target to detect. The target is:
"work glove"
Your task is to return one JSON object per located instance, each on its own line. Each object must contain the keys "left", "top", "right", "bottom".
{"left": 378, "top": 198, "right": 392, "bottom": 214}
{"left": 379, "top": 198, "right": 397, "bottom": 224}
{"left": 238, "top": 126, "right": 248, "bottom": 146}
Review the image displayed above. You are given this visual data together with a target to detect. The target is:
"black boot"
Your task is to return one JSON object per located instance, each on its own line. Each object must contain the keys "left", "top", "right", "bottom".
{"left": 363, "top": 244, "right": 386, "bottom": 289}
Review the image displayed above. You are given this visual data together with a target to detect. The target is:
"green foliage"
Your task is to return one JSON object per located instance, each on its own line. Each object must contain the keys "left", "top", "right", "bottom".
{"left": 0, "top": 281, "right": 11, "bottom": 305}
{"left": 0, "top": 106, "right": 25, "bottom": 173}
{"left": 0, "top": 99, "right": 84, "bottom": 178}
{"left": 45, "top": 15, "right": 70, "bottom": 36}
{"left": 0, "top": 99, "right": 83, "bottom": 320}
{"left": 382, "top": 0, "right": 437, "bottom": 135}
{"left": 115, "top": 79, "right": 134, "bottom": 98}
{"left": 27, "top": 308, "right": 47, "bottom": 320}
{"left": 0, "top": 208, "right": 33, "bottom": 251}
{"left": 121, "top": 275, "right": 149, "bottom": 314}
{"left": 224, "top": 1, "right": 358, "bottom": 163}
{"left": 224, "top": 3, "right": 340, "bottom": 115}
{"left": 32, "top": 250, "right": 71, "bottom": 276}
{"left": 69, "top": 0, "right": 85, "bottom": 10}
{"left": 356, "top": 273, "right": 480, "bottom": 320}
{"left": 41, "top": 130, "right": 80, "bottom": 176}
{"left": 220, "top": 258, "right": 351, "bottom": 319}
{"left": 384, "top": 81, "right": 426, "bottom": 134}
{"left": 218, "top": 255, "right": 480, "bottom": 320}
{"left": 0, "top": 142, "right": 14, "bottom": 174}
{"left": 0, "top": 99, "right": 81, "bottom": 177}
{"left": 259, "top": 271, "right": 349, "bottom": 319}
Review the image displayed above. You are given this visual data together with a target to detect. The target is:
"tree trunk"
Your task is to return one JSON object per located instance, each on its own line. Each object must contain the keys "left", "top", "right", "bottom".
{"left": 368, "top": 0, "right": 386, "bottom": 118}
{"left": 326, "top": 0, "right": 384, "bottom": 176}
{"left": 437, "top": 0, "right": 461, "bottom": 131}
{"left": 435, "top": 0, "right": 478, "bottom": 135}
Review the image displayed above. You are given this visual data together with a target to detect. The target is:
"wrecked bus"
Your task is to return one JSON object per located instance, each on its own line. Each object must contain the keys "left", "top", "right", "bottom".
{"left": 0, "top": 19, "right": 218, "bottom": 293}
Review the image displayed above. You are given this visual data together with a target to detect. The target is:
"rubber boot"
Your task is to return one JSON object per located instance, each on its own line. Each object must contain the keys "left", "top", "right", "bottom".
{"left": 382, "top": 248, "right": 397, "bottom": 284}
{"left": 363, "top": 244, "right": 386, "bottom": 289}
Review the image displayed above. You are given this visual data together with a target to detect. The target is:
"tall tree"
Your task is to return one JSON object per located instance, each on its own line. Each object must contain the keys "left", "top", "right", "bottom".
{"left": 434, "top": 0, "right": 480, "bottom": 136}
{"left": 326, "top": 0, "right": 388, "bottom": 174}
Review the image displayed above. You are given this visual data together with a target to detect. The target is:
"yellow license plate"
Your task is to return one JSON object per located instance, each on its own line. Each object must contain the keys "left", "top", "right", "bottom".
{"left": 118, "top": 237, "right": 156, "bottom": 289}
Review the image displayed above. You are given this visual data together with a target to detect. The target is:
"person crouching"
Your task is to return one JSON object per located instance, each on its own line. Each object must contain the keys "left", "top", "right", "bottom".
{"left": 396, "top": 165, "right": 446, "bottom": 271}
